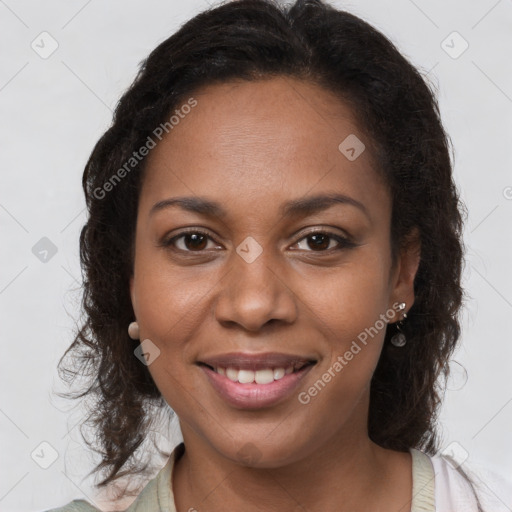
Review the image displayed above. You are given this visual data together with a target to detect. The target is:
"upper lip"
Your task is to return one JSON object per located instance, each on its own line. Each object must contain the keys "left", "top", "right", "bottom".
{"left": 198, "top": 352, "right": 317, "bottom": 371}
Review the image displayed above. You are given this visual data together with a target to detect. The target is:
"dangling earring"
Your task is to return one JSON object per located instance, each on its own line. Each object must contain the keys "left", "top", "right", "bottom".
{"left": 391, "top": 302, "right": 407, "bottom": 347}
{"left": 128, "top": 321, "right": 140, "bottom": 340}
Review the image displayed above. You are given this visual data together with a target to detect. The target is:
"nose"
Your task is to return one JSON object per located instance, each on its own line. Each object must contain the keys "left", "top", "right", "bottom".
{"left": 214, "top": 245, "right": 298, "bottom": 332}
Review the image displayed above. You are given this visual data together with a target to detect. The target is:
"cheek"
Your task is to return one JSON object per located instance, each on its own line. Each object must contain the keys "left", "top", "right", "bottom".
{"left": 131, "top": 248, "right": 224, "bottom": 401}
{"left": 295, "top": 253, "right": 391, "bottom": 389}
{"left": 132, "top": 245, "right": 214, "bottom": 340}
{"left": 131, "top": 261, "right": 203, "bottom": 410}
{"left": 297, "top": 251, "right": 392, "bottom": 340}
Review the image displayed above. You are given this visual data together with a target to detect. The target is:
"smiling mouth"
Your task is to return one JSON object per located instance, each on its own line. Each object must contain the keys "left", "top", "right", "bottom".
{"left": 196, "top": 352, "right": 318, "bottom": 409}
{"left": 198, "top": 360, "right": 316, "bottom": 385}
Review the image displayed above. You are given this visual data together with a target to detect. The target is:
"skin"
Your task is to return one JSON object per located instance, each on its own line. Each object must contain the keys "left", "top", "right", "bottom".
{"left": 130, "top": 76, "right": 421, "bottom": 511}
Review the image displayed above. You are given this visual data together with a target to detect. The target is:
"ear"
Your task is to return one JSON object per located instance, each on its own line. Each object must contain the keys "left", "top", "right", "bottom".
{"left": 388, "top": 227, "right": 421, "bottom": 321}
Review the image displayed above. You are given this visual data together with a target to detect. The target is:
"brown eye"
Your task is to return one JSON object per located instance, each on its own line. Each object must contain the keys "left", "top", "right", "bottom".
{"left": 306, "top": 233, "right": 331, "bottom": 251}
{"left": 164, "top": 230, "right": 221, "bottom": 252}
{"left": 181, "top": 233, "right": 208, "bottom": 251}
{"left": 292, "top": 231, "right": 355, "bottom": 252}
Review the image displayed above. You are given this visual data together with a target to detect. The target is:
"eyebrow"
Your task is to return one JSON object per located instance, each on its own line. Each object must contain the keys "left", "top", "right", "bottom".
{"left": 149, "top": 193, "right": 369, "bottom": 220}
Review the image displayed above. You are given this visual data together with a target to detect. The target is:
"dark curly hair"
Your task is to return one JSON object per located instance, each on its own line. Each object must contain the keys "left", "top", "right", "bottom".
{"left": 58, "top": 0, "right": 471, "bottom": 500}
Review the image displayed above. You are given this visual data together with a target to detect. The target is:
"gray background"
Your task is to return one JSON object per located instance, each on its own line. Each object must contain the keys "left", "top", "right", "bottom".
{"left": 1, "top": 0, "right": 511, "bottom": 510}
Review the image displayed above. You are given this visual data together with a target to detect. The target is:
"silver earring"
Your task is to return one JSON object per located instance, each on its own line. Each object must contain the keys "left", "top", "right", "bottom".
{"left": 391, "top": 303, "right": 407, "bottom": 347}
{"left": 128, "top": 321, "right": 140, "bottom": 340}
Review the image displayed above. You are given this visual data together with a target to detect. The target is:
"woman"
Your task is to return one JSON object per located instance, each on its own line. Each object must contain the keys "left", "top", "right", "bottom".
{"left": 47, "top": 0, "right": 498, "bottom": 510}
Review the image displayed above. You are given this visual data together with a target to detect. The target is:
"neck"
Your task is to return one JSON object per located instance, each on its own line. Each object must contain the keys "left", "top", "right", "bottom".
{"left": 172, "top": 418, "right": 412, "bottom": 511}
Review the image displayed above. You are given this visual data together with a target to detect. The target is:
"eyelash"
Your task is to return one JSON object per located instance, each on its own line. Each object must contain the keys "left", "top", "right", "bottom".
{"left": 161, "top": 228, "right": 356, "bottom": 254}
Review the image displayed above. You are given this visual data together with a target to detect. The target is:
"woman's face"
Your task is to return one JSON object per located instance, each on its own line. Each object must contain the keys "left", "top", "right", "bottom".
{"left": 130, "top": 77, "right": 419, "bottom": 466}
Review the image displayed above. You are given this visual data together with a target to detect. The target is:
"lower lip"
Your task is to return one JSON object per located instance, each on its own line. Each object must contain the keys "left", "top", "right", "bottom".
{"left": 199, "top": 364, "right": 315, "bottom": 410}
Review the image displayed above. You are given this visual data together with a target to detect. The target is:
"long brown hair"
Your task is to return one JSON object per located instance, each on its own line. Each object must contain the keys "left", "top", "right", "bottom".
{"left": 58, "top": 0, "right": 468, "bottom": 499}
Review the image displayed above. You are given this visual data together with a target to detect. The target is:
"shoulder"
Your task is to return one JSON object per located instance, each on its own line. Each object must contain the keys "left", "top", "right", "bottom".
{"left": 42, "top": 477, "right": 161, "bottom": 512}
{"left": 428, "top": 452, "right": 512, "bottom": 512}
{"left": 429, "top": 454, "right": 480, "bottom": 511}
{"left": 43, "top": 443, "right": 184, "bottom": 512}
{"left": 43, "top": 499, "right": 101, "bottom": 512}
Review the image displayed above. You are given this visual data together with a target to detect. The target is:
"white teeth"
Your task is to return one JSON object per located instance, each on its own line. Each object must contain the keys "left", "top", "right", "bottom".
{"left": 255, "top": 369, "right": 274, "bottom": 384}
{"left": 226, "top": 367, "right": 238, "bottom": 381}
{"left": 238, "top": 369, "right": 255, "bottom": 384}
{"left": 214, "top": 366, "right": 299, "bottom": 384}
{"left": 273, "top": 368, "right": 285, "bottom": 380}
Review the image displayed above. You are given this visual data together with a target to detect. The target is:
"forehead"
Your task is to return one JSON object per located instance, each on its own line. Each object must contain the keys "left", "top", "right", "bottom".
{"left": 139, "top": 76, "right": 389, "bottom": 224}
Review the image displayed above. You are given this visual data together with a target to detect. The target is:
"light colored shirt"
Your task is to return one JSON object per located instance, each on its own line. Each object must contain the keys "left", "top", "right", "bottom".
{"left": 43, "top": 442, "right": 508, "bottom": 511}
